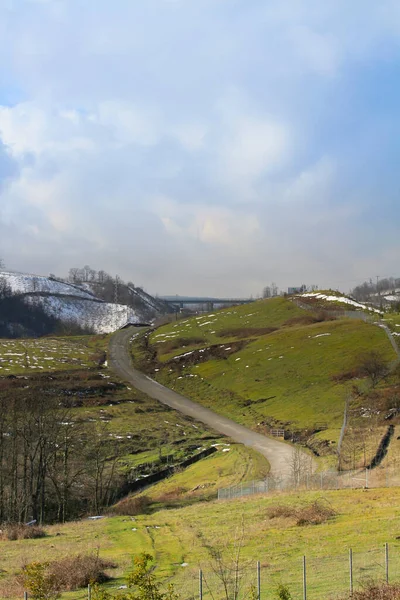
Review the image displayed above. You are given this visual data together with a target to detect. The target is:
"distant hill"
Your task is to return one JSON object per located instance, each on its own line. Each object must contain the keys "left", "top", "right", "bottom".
{"left": 132, "top": 293, "right": 399, "bottom": 462}
{"left": 0, "top": 270, "right": 171, "bottom": 337}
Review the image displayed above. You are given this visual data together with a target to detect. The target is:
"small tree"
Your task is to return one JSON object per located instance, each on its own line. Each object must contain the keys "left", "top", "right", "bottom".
{"left": 276, "top": 583, "right": 292, "bottom": 600}
{"left": 358, "top": 351, "right": 389, "bottom": 388}
{"left": 22, "top": 562, "right": 59, "bottom": 600}
{"left": 92, "top": 553, "right": 179, "bottom": 600}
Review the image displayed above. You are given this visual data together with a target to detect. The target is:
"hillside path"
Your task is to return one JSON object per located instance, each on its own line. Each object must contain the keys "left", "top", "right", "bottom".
{"left": 109, "top": 326, "right": 306, "bottom": 477}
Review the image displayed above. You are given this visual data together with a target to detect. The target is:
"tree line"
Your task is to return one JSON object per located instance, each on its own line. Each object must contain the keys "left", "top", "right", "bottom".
{"left": 351, "top": 277, "right": 400, "bottom": 303}
{"left": 0, "top": 381, "right": 123, "bottom": 524}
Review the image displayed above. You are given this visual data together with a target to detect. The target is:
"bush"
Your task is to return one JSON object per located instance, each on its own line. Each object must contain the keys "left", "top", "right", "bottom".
{"left": 21, "top": 562, "right": 59, "bottom": 600}
{"left": 266, "top": 500, "right": 336, "bottom": 526}
{"left": 1, "top": 524, "right": 46, "bottom": 541}
{"left": 48, "top": 554, "right": 116, "bottom": 590}
{"left": 340, "top": 582, "right": 400, "bottom": 599}
{"left": 276, "top": 583, "right": 292, "bottom": 600}
{"left": 21, "top": 555, "right": 116, "bottom": 597}
{"left": 266, "top": 505, "right": 295, "bottom": 520}
{"left": 112, "top": 495, "right": 151, "bottom": 516}
{"left": 295, "top": 500, "right": 336, "bottom": 526}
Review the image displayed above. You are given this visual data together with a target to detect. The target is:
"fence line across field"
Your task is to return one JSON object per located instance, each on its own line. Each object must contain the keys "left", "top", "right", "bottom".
{"left": 21, "top": 543, "right": 399, "bottom": 599}
{"left": 217, "top": 464, "right": 400, "bottom": 500}
{"left": 175, "top": 543, "right": 397, "bottom": 600}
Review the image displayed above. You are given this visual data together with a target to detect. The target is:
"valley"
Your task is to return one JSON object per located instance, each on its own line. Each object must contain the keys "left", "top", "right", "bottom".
{"left": 1, "top": 284, "right": 400, "bottom": 598}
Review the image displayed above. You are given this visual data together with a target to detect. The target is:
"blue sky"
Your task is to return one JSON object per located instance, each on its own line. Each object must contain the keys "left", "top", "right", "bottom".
{"left": 0, "top": 0, "right": 400, "bottom": 296}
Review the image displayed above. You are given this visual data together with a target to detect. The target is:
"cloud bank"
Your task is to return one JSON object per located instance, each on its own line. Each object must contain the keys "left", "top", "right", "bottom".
{"left": 1, "top": 0, "right": 400, "bottom": 295}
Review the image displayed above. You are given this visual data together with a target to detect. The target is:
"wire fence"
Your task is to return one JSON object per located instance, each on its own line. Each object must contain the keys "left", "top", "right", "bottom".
{"left": 19, "top": 543, "right": 400, "bottom": 599}
{"left": 172, "top": 543, "right": 399, "bottom": 600}
{"left": 217, "top": 464, "right": 400, "bottom": 500}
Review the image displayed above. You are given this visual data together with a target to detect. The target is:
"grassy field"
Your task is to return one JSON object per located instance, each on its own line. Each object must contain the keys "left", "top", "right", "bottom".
{"left": 134, "top": 443, "right": 270, "bottom": 504}
{"left": 132, "top": 298, "right": 398, "bottom": 458}
{"left": 2, "top": 486, "right": 400, "bottom": 599}
{"left": 0, "top": 332, "right": 270, "bottom": 508}
{"left": 0, "top": 334, "right": 110, "bottom": 374}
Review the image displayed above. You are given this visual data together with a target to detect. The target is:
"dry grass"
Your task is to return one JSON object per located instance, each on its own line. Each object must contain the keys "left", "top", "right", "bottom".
{"left": 266, "top": 500, "right": 336, "bottom": 526}
{"left": 0, "top": 524, "right": 46, "bottom": 541}
{"left": 340, "top": 582, "right": 400, "bottom": 599}
{"left": 284, "top": 312, "right": 335, "bottom": 327}
{"left": 153, "top": 486, "right": 188, "bottom": 504}
{"left": 112, "top": 495, "right": 151, "bottom": 516}
{"left": 48, "top": 554, "right": 116, "bottom": 590}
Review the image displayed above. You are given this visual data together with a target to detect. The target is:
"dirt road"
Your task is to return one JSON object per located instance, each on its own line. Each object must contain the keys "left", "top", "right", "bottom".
{"left": 109, "top": 327, "right": 301, "bottom": 477}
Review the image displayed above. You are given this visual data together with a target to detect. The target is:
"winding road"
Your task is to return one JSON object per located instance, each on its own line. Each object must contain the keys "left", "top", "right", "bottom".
{"left": 109, "top": 326, "right": 304, "bottom": 477}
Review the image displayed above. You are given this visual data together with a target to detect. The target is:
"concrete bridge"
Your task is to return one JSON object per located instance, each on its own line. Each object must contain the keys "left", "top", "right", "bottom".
{"left": 160, "top": 296, "right": 254, "bottom": 311}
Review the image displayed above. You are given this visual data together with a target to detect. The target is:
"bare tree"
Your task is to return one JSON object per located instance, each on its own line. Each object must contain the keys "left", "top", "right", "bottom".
{"left": 359, "top": 350, "right": 389, "bottom": 388}
{"left": 288, "top": 447, "right": 314, "bottom": 486}
{"left": 199, "top": 517, "right": 255, "bottom": 600}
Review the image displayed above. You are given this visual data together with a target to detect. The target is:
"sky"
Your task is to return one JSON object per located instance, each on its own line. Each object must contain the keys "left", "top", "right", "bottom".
{"left": 0, "top": 0, "right": 400, "bottom": 297}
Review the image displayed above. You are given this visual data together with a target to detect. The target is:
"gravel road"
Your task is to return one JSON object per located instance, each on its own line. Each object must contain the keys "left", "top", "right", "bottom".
{"left": 109, "top": 326, "right": 301, "bottom": 477}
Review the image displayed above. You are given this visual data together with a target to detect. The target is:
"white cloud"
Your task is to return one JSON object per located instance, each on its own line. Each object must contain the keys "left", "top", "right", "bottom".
{"left": 217, "top": 116, "right": 290, "bottom": 190}
{"left": 1, "top": 1, "right": 400, "bottom": 295}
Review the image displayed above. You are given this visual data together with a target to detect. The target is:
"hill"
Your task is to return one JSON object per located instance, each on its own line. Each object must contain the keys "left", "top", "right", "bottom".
{"left": 131, "top": 294, "right": 400, "bottom": 461}
{"left": 0, "top": 270, "right": 170, "bottom": 336}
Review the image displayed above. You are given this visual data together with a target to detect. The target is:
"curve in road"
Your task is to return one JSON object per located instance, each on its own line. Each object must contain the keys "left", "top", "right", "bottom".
{"left": 109, "top": 326, "right": 303, "bottom": 477}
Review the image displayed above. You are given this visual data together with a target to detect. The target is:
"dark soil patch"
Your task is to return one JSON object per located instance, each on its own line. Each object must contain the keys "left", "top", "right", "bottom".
{"left": 168, "top": 340, "right": 249, "bottom": 369}
{"left": 218, "top": 327, "right": 278, "bottom": 339}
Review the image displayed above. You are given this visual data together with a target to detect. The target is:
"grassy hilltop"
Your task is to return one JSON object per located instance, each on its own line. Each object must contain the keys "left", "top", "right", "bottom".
{"left": 132, "top": 296, "right": 399, "bottom": 460}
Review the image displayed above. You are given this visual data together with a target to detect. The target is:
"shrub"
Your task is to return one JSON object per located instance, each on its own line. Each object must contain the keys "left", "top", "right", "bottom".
{"left": 48, "top": 554, "right": 116, "bottom": 590}
{"left": 112, "top": 495, "right": 152, "bottom": 516}
{"left": 266, "top": 505, "right": 295, "bottom": 520}
{"left": 276, "top": 583, "right": 292, "bottom": 600}
{"left": 295, "top": 500, "right": 336, "bottom": 526}
{"left": 21, "top": 562, "right": 59, "bottom": 600}
{"left": 340, "top": 582, "right": 400, "bottom": 599}
{"left": 266, "top": 500, "right": 336, "bottom": 526}
{"left": 1, "top": 524, "right": 46, "bottom": 541}
{"left": 21, "top": 555, "right": 116, "bottom": 597}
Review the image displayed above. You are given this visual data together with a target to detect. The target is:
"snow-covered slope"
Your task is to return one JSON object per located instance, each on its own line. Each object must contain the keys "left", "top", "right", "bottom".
{"left": 298, "top": 291, "right": 382, "bottom": 313}
{"left": 1, "top": 271, "right": 96, "bottom": 300}
{"left": 27, "top": 296, "right": 139, "bottom": 334}
{"left": 1, "top": 271, "right": 143, "bottom": 334}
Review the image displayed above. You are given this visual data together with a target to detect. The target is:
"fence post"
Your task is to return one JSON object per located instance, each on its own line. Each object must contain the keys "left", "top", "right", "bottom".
{"left": 88, "top": 583, "right": 92, "bottom": 600}
{"left": 385, "top": 543, "right": 389, "bottom": 584}
{"left": 257, "top": 560, "right": 261, "bottom": 600}
{"left": 199, "top": 569, "right": 203, "bottom": 600}
{"left": 349, "top": 548, "right": 353, "bottom": 596}
{"left": 365, "top": 469, "right": 369, "bottom": 488}
{"left": 24, "top": 593, "right": 28, "bottom": 600}
{"left": 303, "top": 556, "right": 307, "bottom": 600}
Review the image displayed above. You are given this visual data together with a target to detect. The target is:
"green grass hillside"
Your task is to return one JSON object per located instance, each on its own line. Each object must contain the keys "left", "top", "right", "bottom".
{"left": 2, "top": 486, "right": 400, "bottom": 599}
{"left": 0, "top": 333, "right": 270, "bottom": 519}
{"left": 132, "top": 297, "right": 398, "bottom": 458}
